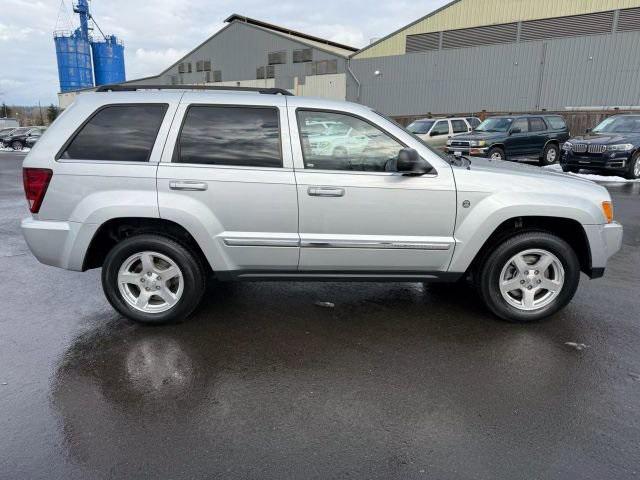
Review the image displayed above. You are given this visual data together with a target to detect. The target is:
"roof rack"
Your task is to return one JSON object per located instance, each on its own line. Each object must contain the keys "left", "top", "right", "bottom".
{"left": 95, "top": 84, "right": 294, "bottom": 96}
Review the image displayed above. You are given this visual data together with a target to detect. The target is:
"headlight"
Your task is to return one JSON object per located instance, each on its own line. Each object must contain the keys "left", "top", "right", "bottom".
{"left": 469, "top": 140, "right": 486, "bottom": 147}
{"left": 607, "top": 143, "right": 634, "bottom": 152}
{"left": 562, "top": 142, "right": 573, "bottom": 151}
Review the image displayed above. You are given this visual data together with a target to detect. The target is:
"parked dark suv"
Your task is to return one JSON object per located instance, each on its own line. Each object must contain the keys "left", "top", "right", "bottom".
{"left": 1, "top": 126, "right": 45, "bottom": 151}
{"left": 561, "top": 115, "right": 640, "bottom": 179}
{"left": 447, "top": 115, "right": 570, "bottom": 165}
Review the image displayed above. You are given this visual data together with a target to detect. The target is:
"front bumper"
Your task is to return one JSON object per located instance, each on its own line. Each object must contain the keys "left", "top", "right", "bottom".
{"left": 21, "top": 217, "right": 97, "bottom": 271}
{"left": 446, "top": 146, "right": 489, "bottom": 157}
{"left": 561, "top": 151, "right": 632, "bottom": 172}
{"left": 583, "top": 221, "right": 624, "bottom": 277}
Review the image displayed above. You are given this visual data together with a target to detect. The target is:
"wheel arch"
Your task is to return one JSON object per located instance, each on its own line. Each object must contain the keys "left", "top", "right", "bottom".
{"left": 82, "top": 217, "right": 213, "bottom": 274}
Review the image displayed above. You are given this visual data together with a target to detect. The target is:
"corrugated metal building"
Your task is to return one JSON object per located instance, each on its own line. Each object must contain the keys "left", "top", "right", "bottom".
{"left": 127, "top": 14, "right": 356, "bottom": 99}
{"left": 347, "top": 0, "right": 640, "bottom": 122}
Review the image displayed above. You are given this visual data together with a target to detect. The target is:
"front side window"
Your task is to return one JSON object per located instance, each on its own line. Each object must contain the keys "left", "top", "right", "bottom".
{"left": 431, "top": 121, "right": 450, "bottom": 136}
{"left": 407, "top": 120, "right": 434, "bottom": 135}
{"left": 62, "top": 104, "right": 167, "bottom": 162}
{"left": 511, "top": 118, "right": 529, "bottom": 133}
{"left": 529, "top": 117, "right": 547, "bottom": 132}
{"left": 297, "top": 110, "right": 404, "bottom": 172}
{"left": 476, "top": 117, "right": 513, "bottom": 132}
{"left": 593, "top": 116, "right": 640, "bottom": 133}
{"left": 467, "top": 117, "right": 481, "bottom": 128}
{"left": 451, "top": 119, "right": 468, "bottom": 133}
{"left": 176, "top": 106, "right": 282, "bottom": 168}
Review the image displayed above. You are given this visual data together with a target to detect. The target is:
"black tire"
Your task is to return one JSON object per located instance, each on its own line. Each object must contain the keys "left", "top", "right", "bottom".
{"left": 624, "top": 152, "right": 640, "bottom": 180}
{"left": 102, "top": 234, "right": 206, "bottom": 325}
{"left": 487, "top": 146, "right": 506, "bottom": 161}
{"left": 11, "top": 140, "right": 23, "bottom": 151}
{"left": 540, "top": 143, "right": 560, "bottom": 166}
{"left": 476, "top": 231, "right": 580, "bottom": 323}
{"left": 561, "top": 165, "right": 579, "bottom": 173}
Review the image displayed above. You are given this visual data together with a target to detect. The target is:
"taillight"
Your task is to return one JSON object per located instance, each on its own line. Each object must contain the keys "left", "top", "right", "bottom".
{"left": 23, "top": 168, "right": 52, "bottom": 214}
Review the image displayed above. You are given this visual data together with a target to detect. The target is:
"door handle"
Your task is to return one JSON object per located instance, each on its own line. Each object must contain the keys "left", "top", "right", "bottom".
{"left": 308, "top": 186, "right": 345, "bottom": 197}
{"left": 169, "top": 180, "right": 208, "bottom": 191}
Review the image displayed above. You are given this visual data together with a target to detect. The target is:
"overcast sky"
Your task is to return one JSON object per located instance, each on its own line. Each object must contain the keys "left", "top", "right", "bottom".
{"left": 0, "top": 0, "right": 449, "bottom": 105}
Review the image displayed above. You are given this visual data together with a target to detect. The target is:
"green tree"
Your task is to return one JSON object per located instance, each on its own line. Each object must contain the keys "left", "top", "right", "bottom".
{"left": 1, "top": 103, "right": 12, "bottom": 118}
{"left": 47, "top": 104, "right": 60, "bottom": 124}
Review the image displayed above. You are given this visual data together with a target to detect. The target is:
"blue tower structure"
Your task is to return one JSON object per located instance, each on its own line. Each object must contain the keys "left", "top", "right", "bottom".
{"left": 54, "top": 0, "right": 126, "bottom": 93}
{"left": 92, "top": 35, "right": 126, "bottom": 86}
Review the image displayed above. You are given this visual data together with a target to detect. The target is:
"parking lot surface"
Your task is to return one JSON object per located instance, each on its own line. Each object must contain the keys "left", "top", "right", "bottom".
{"left": 1, "top": 151, "right": 639, "bottom": 479}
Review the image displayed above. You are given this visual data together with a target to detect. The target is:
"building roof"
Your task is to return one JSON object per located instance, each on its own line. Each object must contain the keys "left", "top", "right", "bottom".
{"left": 225, "top": 14, "right": 358, "bottom": 56}
{"left": 352, "top": 0, "right": 640, "bottom": 59}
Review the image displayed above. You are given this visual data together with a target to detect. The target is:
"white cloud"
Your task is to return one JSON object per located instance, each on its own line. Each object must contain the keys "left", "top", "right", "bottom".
{"left": 130, "top": 48, "right": 190, "bottom": 78}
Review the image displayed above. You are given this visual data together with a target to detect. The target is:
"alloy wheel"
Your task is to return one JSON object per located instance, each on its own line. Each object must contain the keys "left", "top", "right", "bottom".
{"left": 117, "top": 251, "right": 184, "bottom": 313}
{"left": 498, "top": 249, "right": 565, "bottom": 311}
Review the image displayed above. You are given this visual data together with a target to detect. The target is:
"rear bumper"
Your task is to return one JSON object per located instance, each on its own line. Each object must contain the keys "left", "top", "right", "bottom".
{"left": 583, "top": 222, "right": 624, "bottom": 277}
{"left": 21, "top": 218, "right": 97, "bottom": 271}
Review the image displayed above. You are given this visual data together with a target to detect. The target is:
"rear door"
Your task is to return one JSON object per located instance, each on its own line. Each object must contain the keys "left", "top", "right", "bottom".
{"left": 427, "top": 120, "right": 451, "bottom": 147}
{"left": 157, "top": 93, "right": 299, "bottom": 273}
{"left": 527, "top": 117, "right": 548, "bottom": 156}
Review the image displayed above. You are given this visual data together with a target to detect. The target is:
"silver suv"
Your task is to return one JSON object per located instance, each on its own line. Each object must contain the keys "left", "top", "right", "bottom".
{"left": 21, "top": 86, "right": 623, "bottom": 324}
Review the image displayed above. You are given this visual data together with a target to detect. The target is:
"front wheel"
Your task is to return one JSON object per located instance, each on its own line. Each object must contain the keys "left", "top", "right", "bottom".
{"left": 625, "top": 152, "right": 640, "bottom": 180}
{"left": 487, "top": 146, "right": 506, "bottom": 161}
{"left": 540, "top": 143, "right": 560, "bottom": 166}
{"left": 476, "top": 232, "right": 580, "bottom": 323}
{"left": 102, "top": 234, "right": 206, "bottom": 324}
{"left": 11, "top": 140, "right": 23, "bottom": 151}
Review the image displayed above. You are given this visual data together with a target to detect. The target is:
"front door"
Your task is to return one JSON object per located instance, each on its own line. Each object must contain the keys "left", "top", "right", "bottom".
{"left": 505, "top": 117, "right": 530, "bottom": 157}
{"left": 290, "top": 106, "right": 457, "bottom": 274}
{"left": 157, "top": 93, "right": 299, "bottom": 273}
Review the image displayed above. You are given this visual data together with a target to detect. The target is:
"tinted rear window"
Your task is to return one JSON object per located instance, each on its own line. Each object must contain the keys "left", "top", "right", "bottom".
{"left": 62, "top": 104, "right": 167, "bottom": 162}
{"left": 546, "top": 116, "right": 567, "bottom": 130}
{"left": 175, "top": 106, "right": 282, "bottom": 167}
{"left": 529, "top": 117, "right": 547, "bottom": 132}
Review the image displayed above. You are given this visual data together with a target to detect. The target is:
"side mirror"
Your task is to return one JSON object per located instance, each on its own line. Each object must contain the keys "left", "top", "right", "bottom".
{"left": 510, "top": 127, "right": 521, "bottom": 135}
{"left": 397, "top": 148, "right": 432, "bottom": 176}
{"left": 429, "top": 130, "right": 439, "bottom": 137}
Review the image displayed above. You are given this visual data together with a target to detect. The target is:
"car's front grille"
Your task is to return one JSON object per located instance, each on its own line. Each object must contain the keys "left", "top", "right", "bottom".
{"left": 588, "top": 144, "right": 607, "bottom": 154}
{"left": 573, "top": 144, "right": 588, "bottom": 153}
{"left": 450, "top": 141, "right": 470, "bottom": 147}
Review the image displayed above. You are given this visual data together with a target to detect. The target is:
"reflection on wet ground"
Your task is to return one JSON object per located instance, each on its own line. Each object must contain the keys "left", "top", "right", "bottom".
{"left": 1, "top": 154, "right": 639, "bottom": 479}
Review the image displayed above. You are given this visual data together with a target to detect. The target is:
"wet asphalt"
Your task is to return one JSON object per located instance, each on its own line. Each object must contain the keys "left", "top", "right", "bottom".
{"left": 1, "top": 151, "right": 639, "bottom": 479}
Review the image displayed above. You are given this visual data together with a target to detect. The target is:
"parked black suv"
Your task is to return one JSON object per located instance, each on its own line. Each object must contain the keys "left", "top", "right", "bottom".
{"left": 561, "top": 114, "right": 640, "bottom": 179}
{"left": 1, "top": 126, "right": 45, "bottom": 151}
{"left": 446, "top": 114, "right": 570, "bottom": 165}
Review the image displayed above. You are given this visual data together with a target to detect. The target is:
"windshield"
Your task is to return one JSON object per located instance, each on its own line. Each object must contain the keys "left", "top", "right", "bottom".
{"left": 0, "top": 128, "right": 15, "bottom": 136}
{"left": 475, "top": 117, "right": 513, "bottom": 132}
{"left": 593, "top": 116, "right": 640, "bottom": 134}
{"left": 11, "top": 127, "right": 30, "bottom": 135}
{"left": 407, "top": 120, "right": 435, "bottom": 135}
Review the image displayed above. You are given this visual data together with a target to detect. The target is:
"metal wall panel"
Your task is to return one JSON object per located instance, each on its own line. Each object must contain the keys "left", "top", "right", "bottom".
{"left": 442, "top": 23, "right": 518, "bottom": 49}
{"left": 354, "top": 0, "right": 640, "bottom": 59}
{"left": 618, "top": 7, "right": 640, "bottom": 30}
{"left": 520, "top": 11, "right": 615, "bottom": 41}
{"left": 128, "top": 22, "right": 346, "bottom": 87}
{"left": 347, "top": 30, "right": 640, "bottom": 116}
{"left": 406, "top": 32, "right": 440, "bottom": 53}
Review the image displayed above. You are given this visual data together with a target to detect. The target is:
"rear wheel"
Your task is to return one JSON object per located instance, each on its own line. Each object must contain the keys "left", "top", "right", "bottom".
{"left": 477, "top": 231, "right": 580, "bottom": 323}
{"left": 487, "top": 146, "right": 506, "bottom": 161}
{"left": 11, "top": 140, "right": 23, "bottom": 151}
{"left": 625, "top": 152, "right": 640, "bottom": 180}
{"left": 540, "top": 143, "right": 560, "bottom": 166}
{"left": 102, "top": 234, "right": 206, "bottom": 324}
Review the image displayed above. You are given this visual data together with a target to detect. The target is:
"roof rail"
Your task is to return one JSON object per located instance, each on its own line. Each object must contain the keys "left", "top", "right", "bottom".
{"left": 94, "top": 84, "right": 294, "bottom": 96}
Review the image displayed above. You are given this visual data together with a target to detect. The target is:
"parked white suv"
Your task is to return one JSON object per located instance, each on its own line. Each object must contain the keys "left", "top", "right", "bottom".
{"left": 21, "top": 86, "right": 622, "bottom": 324}
{"left": 407, "top": 116, "right": 480, "bottom": 148}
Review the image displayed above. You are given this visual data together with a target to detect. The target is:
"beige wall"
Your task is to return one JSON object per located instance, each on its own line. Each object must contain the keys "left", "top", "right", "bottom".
{"left": 293, "top": 73, "right": 346, "bottom": 100}
{"left": 354, "top": 0, "right": 640, "bottom": 59}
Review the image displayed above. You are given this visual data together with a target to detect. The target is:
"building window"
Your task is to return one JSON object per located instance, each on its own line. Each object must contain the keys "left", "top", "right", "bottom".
{"left": 293, "top": 48, "right": 312, "bottom": 63}
{"left": 62, "top": 105, "right": 168, "bottom": 162}
{"left": 268, "top": 51, "right": 287, "bottom": 65}
{"left": 196, "top": 60, "right": 212, "bottom": 72}
{"left": 213, "top": 70, "right": 222, "bottom": 82}
{"left": 178, "top": 62, "right": 192, "bottom": 73}
{"left": 175, "top": 106, "right": 282, "bottom": 168}
{"left": 266, "top": 65, "right": 275, "bottom": 78}
{"left": 169, "top": 75, "right": 178, "bottom": 85}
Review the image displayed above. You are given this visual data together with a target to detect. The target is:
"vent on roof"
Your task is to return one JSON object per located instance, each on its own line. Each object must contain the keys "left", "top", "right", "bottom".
{"left": 196, "top": 60, "right": 212, "bottom": 72}
{"left": 293, "top": 48, "right": 313, "bottom": 63}
{"left": 304, "top": 60, "right": 338, "bottom": 76}
{"left": 213, "top": 70, "right": 222, "bottom": 82}
{"left": 442, "top": 23, "right": 517, "bottom": 49}
{"left": 178, "top": 62, "right": 192, "bottom": 74}
{"left": 266, "top": 65, "right": 275, "bottom": 78}
{"left": 618, "top": 7, "right": 640, "bottom": 32}
{"left": 520, "top": 11, "right": 614, "bottom": 41}
{"left": 406, "top": 32, "right": 440, "bottom": 53}
{"left": 268, "top": 51, "right": 287, "bottom": 65}
{"left": 256, "top": 66, "right": 265, "bottom": 79}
